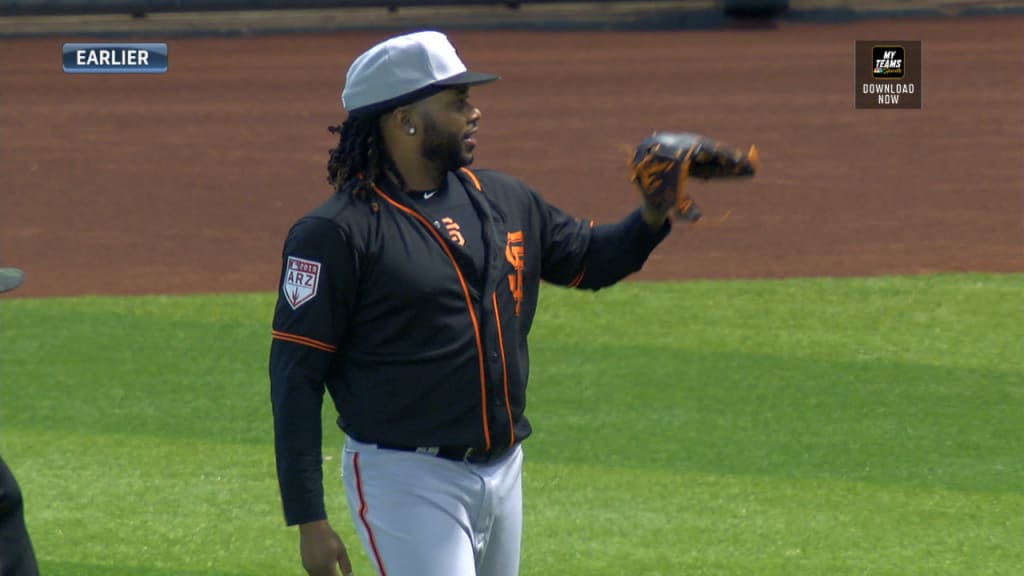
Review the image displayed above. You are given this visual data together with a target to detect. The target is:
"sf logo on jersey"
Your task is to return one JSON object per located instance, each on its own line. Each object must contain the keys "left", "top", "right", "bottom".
{"left": 441, "top": 217, "right": 465, "bottom": 246}
{"left": 283, "top": 256, "right": 321, "bottom": 309}
{"left": 505, "top": 231, "right": 525, "bottom": 316}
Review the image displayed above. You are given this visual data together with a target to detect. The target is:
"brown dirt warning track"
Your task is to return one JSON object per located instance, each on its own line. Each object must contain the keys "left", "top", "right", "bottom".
{"left": 0, "top": 16, "right": 1021, "bottom": 298}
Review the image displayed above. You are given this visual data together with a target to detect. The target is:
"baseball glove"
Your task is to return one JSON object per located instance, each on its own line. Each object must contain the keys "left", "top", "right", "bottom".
{"left": 629, "top": 132, "right": 759, "bottom": 222}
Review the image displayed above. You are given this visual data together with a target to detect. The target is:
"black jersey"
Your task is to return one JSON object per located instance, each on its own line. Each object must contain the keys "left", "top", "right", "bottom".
{"left": 269, "top": 168, "right": 670, "bottom": 525}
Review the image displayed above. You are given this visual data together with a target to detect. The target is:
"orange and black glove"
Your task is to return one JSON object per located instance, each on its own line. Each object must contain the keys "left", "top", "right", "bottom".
{"left": 629, "top": 132, "right": 759, "bottom": 222}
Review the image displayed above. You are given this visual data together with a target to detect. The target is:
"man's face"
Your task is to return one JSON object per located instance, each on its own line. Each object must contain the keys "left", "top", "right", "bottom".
{"left": 413, "top": 87, "right": 481, "bottom": 174}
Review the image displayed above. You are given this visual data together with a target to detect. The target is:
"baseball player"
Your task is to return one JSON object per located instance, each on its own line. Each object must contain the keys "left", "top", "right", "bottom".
{"left": 269, "top": 31, "right": 676, "bottom": 576}
{"left": 0, "top": 267, "right": 40, "bottom": 576}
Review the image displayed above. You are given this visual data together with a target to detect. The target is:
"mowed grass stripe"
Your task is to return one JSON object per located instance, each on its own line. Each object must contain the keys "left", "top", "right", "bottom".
{"left": 7, "top": 430, "right": 1020, "bottom": 576}
{"left": 0, "top": 273, "right": 1020, "bottom": 575}
{"left": 3, "top": 428, "right": 301, "bottom": 575}
{"left": 527, "top": 343, "right": 1021, "bottom": 492}
{"left": 522, "top": 462, "right": 1023, "bottom": 576}
{"left": 1, "top": 293, "right": 276, "bottom": 444}
{"left": 533, "top": 273, "right": 1022, "bottom": 371}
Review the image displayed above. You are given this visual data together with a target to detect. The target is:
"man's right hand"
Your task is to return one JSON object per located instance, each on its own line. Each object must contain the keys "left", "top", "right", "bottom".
{"left": 299, "top": 520, "right": 354, "bottom": 576}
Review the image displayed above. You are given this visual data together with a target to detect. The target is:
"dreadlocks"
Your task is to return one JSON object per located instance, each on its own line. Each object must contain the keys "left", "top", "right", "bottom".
{"left": 326, "top": 113, "right": 401, "bottom": 199}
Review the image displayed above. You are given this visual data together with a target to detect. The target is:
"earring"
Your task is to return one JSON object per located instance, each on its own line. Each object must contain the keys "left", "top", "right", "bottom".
{"left": 407, "top": 127, "right": 416, "bottom": 135}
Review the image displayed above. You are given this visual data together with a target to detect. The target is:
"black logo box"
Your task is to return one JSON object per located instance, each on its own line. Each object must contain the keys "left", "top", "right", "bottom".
{"left": 872, "top": 45, "right": 905, "bottom": 78}
{"left": 855, "top": 41, "right": 922, "bottom": 110}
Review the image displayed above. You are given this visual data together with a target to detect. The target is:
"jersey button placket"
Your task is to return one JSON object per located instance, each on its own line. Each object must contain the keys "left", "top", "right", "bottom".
{"left": 488, "top": 350, "right": 502, "bottom": 406}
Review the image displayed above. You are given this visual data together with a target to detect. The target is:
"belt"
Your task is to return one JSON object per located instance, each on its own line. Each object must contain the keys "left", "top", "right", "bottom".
{"left": 376, "top": 442, "right": 515, "bottom": 465}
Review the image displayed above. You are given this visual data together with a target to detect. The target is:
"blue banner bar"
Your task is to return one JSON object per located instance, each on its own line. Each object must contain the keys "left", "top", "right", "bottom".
{"left": 63, "top": 43, "right": 168, "bottom": 74}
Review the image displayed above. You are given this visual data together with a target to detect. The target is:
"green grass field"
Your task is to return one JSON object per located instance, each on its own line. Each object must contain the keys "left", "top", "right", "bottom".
{"left": 1, "top": 273, "right": 1021, "bottom": 575}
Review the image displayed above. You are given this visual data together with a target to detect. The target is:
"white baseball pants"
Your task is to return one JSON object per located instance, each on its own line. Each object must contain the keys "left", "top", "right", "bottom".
{"left": 341, "top": 437, "right": 524, "bottom": 576}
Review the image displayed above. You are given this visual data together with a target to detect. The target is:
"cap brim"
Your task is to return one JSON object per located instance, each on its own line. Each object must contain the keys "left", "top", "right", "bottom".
{"left": 347, "top": 71, "right": 500, "bottom": 116}
{"left": 434, "top": 70, "right": 501, "bottom": 87}
{"left": 0, "top": 267, "right": 25, "bottom": 293}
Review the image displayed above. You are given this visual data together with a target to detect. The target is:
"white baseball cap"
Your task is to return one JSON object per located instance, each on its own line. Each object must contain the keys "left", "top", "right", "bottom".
{"left": 341, "top": 31, "right": 500, "bottom": 114}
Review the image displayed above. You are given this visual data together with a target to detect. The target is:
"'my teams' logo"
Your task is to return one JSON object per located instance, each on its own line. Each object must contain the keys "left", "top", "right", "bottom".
{"left": 872, "top": 46, "right": 904, "bottom": 78}
{"left": 283, "top": 256, "right": 321, "bottom": 309}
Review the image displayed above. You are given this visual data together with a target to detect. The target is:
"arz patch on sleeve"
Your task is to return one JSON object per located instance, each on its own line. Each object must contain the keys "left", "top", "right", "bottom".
{"left": 283, "top": 256, "right": 321, "bottom": 309}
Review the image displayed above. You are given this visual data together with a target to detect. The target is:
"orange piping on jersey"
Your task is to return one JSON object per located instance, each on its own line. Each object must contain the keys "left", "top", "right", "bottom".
{"left": 460, "top": 167, "right": 482, "bottom": 191}
{"left": 271, "top": 330, "right": 337, "bottom": 353}
{"left": 354, "top": 453, "right": 388, "bottom": 576}
{"left": 491, "top": 293, "right": 515, "bottom": 446}
{"left": 374, "top": 185, "right": 492, "bottom": 451}
{"left": 567, "top": 219, "right": 595, "bottom": 288}
{"left": 568, "top": 266, "right": 588, "bottom": 288}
